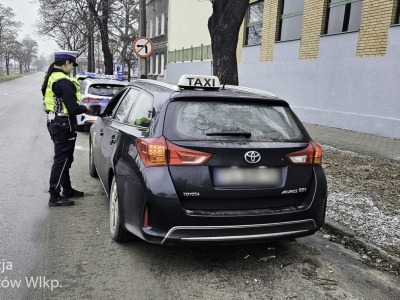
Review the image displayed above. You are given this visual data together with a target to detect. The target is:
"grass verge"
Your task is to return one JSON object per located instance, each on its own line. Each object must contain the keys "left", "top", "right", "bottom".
{"left": 0, "top": 74, "right": 24, "bottom": 83}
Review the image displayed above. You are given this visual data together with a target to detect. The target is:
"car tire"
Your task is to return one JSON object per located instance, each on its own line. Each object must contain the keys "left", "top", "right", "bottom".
{"left": 109, "top": 177, "right": 136, "bottom": 242}
{"left": 76, "top": 124, "right": 84, "bottom": 132}
{"left": 89, "top": 139, "right": 98, "bottom": 178}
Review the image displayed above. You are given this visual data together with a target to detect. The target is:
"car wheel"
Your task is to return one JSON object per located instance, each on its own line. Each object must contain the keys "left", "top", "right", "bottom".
{"left": 89, "top": 139, "right": 98, "bottom": 178}
{"left": 76, "top": 124, "right": 84, "bottom": 132}
{"left": 109, "top": 177, "right": 135, "bottom": 242}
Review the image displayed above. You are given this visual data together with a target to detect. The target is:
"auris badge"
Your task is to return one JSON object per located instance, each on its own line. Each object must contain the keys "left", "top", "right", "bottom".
{"left": 244, "top": 151, "right": 261, "bottom": 163}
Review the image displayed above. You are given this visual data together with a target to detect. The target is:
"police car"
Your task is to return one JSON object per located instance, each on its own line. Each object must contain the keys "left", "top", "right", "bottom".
{"left": 89, "top": 74, "right": 327, "bottom": 245}
{"left": 75, "top": 73, "right": 88, "bottom": 85}
{"left": 76, "top": 75, "right": 128, "bottom": 131}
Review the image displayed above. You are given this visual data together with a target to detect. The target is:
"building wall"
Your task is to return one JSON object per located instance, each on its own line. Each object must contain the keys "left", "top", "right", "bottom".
{"left": 146, "top": 0, "right": 168, "bottom": 81}
{"left": 260, "top": 0, "right": 280, "bottom": 62}
{"left": 168, "top": 0, "right": 212, "bottom": 51}
{"left": 299, "top": 0, "right": 327, "bottom": 60}
{"left": 239, "top": 29, "right": 400, "bottom": 139}
{"left": 166, "top": 0, "right": 400, "bottom": 139}
{"left": 357, "top": 0, "right": 395, "bottom": 57}
{"left": 166, "top": 61, "right": 212, "bottom": 84}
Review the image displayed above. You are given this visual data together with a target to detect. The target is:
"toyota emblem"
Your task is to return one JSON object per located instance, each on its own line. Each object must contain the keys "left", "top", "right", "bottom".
{"left": 244, "top": 151, "right": 261, "bottom": 164}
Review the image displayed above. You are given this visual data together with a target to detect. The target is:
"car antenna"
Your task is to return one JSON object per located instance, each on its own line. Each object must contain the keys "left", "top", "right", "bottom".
{"left": 221, "top": 72, "right": 228, "bottom": 90}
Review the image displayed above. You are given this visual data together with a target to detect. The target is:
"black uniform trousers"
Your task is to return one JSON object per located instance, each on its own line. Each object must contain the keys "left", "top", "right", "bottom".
{"left": 47, "top": 116, "right": 77, "bottom": 194}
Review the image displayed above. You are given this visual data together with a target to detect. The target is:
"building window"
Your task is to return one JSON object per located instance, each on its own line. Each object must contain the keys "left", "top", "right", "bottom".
{"left": 161, "top": 13, "right": 165, "bottom": 35}
{"left": 155, "top": 15, "right": 159, "bottom": 36}
{"left": 160, "top": 54, "right": 165, "bottom": 75}
{"left": 325, "top": 0, "right": 363, "bottom": 34}
{"left": 149, "top": 55, "right": 154, "bottom": 75}
{"left": 394, "top": 0, "right": 400, "bottom": 24}
{"left": 278, "top": 0, "right": 304, "bottom": 41}
{"left": 149, "top": 20, "right": 153, "bottom": 38}
{"left": 245, "top": 1, "right": 264, "bottom": 45}
{"left": 155, "top": 54, "right": 159, "bottom": 75}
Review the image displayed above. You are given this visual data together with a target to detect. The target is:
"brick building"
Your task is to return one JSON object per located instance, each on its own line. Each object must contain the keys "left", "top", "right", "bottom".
{"left": 166, "top": 0, "right": 400, "bottom": 139}
{"left": 145, "top": 0, "right": 168, "bottom": 81}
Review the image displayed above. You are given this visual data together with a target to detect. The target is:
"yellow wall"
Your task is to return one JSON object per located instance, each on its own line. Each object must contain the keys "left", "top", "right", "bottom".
{"left": 168, "top": 0, "right": 213, "bottom": 51}
{"left": 357, "top": 0, "right": 396, "bottom": 57}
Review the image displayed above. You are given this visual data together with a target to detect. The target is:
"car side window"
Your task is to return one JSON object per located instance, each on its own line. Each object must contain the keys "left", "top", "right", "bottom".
{"left": 113, "top": 88, "right": 141, "bottom": 123}
{"left": 101, "top": 88, "right": 127, "bottom": 116}
{"left": 126, "top": 92, "right": 154, "bottom": 127}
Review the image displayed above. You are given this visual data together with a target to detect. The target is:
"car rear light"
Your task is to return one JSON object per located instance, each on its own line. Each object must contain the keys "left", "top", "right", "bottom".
{"left": 136, "top": 137, "right": 213, "bottom": 167}
{"left": 136, "top": 137, "right": 167, "bottom": 166}
{"left": 81, "top": 97, "right": 101, "bottom": 103}
{"left": 285, "top": 140, "right": 322, "bottom": 165}
{"left": 166, "top": 141, "right": 213, "bottom": 165}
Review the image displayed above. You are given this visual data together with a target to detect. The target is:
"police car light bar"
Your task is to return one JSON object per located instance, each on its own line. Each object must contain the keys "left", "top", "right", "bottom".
{"left": 84, "top": 72, "right": 124, "bottom": 80}
{"left": 178, "top": 75, "right": 220, "bottom": 90}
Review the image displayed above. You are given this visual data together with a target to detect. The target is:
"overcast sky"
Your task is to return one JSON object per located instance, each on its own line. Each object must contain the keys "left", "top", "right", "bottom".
{"left": 2, "top": 0, "right": 59, "bottom": 57}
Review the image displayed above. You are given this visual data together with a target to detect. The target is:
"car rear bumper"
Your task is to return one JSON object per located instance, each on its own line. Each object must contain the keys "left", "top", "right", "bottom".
{"left": 159, "top": 219, "right": 317, "bottom": 245}
{"left": 118, "top": 166, "right": 327, "bottom": 245}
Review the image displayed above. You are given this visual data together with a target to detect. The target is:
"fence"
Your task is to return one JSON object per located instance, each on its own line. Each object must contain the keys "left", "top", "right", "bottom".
{"left": 168, "top": 44, "right": 212, "bottom": 63}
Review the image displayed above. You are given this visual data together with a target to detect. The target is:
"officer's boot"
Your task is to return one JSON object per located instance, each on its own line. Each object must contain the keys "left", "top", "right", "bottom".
{"left": 62, "top": 187, "right": 84, "bottom": 198}
{"left": 48, "top": 189, "right": 74, "bottom": 207}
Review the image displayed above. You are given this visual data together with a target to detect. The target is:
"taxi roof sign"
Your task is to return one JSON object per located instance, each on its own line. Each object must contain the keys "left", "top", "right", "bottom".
{"left": 178, "top": 75, "right": 220, "bottom": 90}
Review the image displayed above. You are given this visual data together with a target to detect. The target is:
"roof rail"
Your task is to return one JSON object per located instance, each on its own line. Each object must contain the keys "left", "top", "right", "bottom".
{"left": 134, "top": 79, "right": 180, "bottom": 92}
{"left": 225, "top": 85, "right": 277, "bottom": 98}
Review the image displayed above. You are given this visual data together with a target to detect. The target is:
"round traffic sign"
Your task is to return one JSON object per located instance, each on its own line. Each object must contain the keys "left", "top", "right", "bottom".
{"left": 132, "top": 37, "right": 154, "bottom": 58}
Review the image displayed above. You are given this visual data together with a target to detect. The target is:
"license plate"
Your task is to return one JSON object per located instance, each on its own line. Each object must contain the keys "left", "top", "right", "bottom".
{"left": 213, "top": 167, "right": 281, "bottom": 187}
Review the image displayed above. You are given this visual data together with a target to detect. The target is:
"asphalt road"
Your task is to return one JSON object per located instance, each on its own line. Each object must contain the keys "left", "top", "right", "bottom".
{"left": 0, "top": 73, "right": 399, "bottom": 300}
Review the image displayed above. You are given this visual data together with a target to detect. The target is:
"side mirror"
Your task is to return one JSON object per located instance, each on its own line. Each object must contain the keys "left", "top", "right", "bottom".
{"left": 86, "top": 104, "right": 101, "bottom": 116}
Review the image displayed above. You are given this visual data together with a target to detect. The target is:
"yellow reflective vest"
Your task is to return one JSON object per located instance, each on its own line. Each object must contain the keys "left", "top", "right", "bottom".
{"left": 43, "top": 72, "right": 81, "bottom": 114}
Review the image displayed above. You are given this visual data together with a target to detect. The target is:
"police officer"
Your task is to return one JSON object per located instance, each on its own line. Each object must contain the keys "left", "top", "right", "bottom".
{"left": 41, "top": 51, "right": 88, "bottom": 207}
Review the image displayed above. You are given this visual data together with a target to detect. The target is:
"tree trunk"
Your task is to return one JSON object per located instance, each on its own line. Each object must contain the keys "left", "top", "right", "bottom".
{"left": 100, "top": 27, "right": 113, "bottom": 74}
{"left": 5, "top": 55, "right": 10, "bottom": 75}
{"left": 88, "top": 0, "right": 113, "bottom": 75}
{"left": 126, "top": 62, "right": 131, "bottom": 82}
{"left": 208, "top": 0, "right": 249, "bottom": 86}
{"left": 87, "top": 26, "right": 94, "bottom": 72}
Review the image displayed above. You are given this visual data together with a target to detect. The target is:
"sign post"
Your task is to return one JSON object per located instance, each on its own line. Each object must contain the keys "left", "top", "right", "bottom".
{"left": 132, "top": 37, "right": 154, "bottom": 58}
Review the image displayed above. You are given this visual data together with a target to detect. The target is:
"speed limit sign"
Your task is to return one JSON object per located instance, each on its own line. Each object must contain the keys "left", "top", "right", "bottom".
{"left": 132, "top": 37, "right": 154, "bottom": 58}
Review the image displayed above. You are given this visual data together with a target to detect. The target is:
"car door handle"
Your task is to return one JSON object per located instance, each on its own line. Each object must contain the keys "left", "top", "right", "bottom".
{"left": 110, "top": 135, "right": 116, "bottom": 145}
{"left": 100, "top": 129, "right": 104, "bottom": 136}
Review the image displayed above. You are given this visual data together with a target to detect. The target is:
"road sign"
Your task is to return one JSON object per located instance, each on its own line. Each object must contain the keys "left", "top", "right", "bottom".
{"left": 132, "top": 37, "right": 154, "bottom": 58}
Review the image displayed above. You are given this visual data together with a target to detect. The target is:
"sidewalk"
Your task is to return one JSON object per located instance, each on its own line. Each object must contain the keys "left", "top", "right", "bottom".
{"left": 303, "top": 123, "right": 400, "bottom": 270}
{"left": 304, "top": 123, "right": 400, "bottom": 162}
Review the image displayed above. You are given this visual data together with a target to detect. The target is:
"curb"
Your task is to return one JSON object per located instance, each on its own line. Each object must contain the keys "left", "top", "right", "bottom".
{"left": 323, "top": 217, "right": 400, "bottom": 267}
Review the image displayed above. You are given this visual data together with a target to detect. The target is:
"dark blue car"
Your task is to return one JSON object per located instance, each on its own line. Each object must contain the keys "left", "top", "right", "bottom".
{"left": 89, "top": 75, "right": 327, "bottom": 245}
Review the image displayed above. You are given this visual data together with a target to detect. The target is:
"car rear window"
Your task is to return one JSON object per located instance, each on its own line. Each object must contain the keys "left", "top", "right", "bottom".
{"left": 88, "top": 84, "right": 125, "bottom": 97}
{"left": 164, "top": 101, "right": 307, "bottom": 142}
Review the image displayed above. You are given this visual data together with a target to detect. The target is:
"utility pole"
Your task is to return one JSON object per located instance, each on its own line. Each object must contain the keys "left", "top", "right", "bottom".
{"left": 139, "top": 0, "right": 147, "bottom": 77}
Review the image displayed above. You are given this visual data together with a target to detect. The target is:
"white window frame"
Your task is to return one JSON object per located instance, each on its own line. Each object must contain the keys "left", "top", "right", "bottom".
{"left": 161, "top": 13, "right": 165, "bottom": 35}
{"left": 155, "top": 15, "right": 159, "bottom": 36}
{"left": 160, "top": 54, "right": 165, "bottom": 75}
{"left": 149, "top": 20, "right": 153, "bottom": 38}
{"left": 155, "top": 54, "right": 159, "bottom": 75}
{"left": 149, "top": 55, "right": 154, "bottom": 75}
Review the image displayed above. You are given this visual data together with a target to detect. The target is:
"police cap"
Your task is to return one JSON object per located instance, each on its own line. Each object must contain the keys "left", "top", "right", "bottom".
{"left": 54, "top": 50, "right": 79, "bottom": 66}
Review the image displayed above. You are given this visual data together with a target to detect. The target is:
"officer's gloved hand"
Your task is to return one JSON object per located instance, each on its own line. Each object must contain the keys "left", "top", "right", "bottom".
{"left": 86, "top": 104, "right": 101, "bottom": 116}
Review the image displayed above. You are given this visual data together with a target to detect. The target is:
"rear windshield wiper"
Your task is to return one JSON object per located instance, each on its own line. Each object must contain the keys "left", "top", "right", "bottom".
{"left": 206, "top": 129, "right": 251, "bottom": 138}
